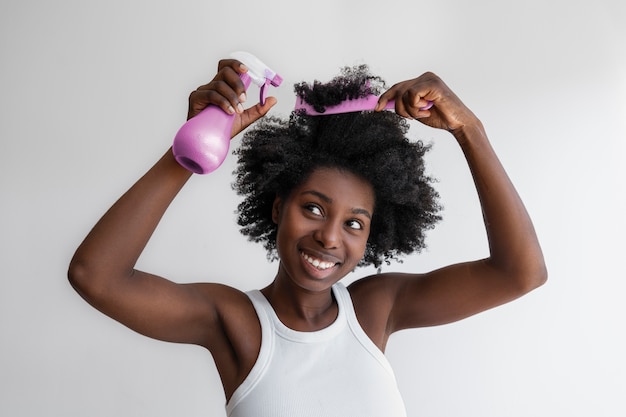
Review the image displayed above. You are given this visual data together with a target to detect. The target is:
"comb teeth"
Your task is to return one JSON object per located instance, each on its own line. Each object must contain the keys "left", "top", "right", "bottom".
{"left": 294, "top": 94, "right": 432, "bottom": 116}
{"left": 294, "top": 95, "right": 388, "bottom": 115}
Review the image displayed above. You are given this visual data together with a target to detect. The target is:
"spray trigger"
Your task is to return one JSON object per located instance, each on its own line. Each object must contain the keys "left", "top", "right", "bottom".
{"left": 230, "top": 51, "right": 283, "bottom": 106}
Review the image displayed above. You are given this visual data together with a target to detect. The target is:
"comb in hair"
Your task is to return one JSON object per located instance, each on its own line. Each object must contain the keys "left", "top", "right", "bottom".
{"left": 294, "top": 94, "right": 433, "bottom": 116}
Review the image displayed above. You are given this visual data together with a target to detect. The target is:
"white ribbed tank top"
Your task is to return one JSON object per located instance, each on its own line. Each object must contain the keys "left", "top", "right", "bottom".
{"left": 226, "top": 282, "right": 407, "bottom": 417}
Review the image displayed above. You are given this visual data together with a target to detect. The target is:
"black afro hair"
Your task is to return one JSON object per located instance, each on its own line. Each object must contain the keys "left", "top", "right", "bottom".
{"left": 232, "top": 64, "right": 442, "bottom": 268}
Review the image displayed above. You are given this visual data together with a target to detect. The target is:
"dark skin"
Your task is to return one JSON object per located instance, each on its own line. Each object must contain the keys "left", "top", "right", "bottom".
{"left": 68, "top": 59, "right": 547, "bottom": 401}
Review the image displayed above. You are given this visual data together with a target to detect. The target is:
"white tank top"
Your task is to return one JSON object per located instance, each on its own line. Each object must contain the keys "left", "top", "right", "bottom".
{"left": 226, "top": 282, "right": 407, "bottom": 417}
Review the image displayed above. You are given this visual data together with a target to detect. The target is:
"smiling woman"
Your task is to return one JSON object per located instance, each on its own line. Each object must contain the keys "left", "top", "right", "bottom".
{"left": 269, "top": 167, "right": 375, "bottom": 294}
{"left": 68, "top": 58, "right": 546, "bottom": 417}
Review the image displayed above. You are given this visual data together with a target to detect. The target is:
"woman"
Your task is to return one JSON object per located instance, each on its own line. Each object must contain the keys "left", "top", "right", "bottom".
{"left": 68, "top": 57, "right": 547, "bottom": 416}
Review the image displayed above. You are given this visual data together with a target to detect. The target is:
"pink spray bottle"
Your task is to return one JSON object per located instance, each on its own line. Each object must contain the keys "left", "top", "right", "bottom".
{"left": 172, "top": 51, "right": 283, "bottom": 174}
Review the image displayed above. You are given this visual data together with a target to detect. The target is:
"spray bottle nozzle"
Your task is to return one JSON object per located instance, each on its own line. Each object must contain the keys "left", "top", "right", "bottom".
{"left": 267, "top": 71, "right": 283, "bottom": 87}
{"left": 230, "top": 51, "right": 282, "bottom": 105}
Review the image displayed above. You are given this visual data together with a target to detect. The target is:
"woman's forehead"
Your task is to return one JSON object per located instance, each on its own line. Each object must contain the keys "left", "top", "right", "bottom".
{"left": 293, "top": 167, "right": 375, "bottom": 210}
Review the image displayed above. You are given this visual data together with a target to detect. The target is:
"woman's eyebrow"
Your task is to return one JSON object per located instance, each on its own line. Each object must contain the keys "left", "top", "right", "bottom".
{"left": 302, "top": 190, "right": 332, "bottom": 203}
{"left": 302, "top": 190, "right": 372, "bottom": 219}
{"left": 352, "top": 208, "right": 372, "bottom": 219}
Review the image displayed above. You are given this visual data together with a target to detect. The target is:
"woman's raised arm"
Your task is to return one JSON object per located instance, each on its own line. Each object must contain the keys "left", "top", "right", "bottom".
{"left": 67, "top": 59, "right": 276, "bottom": 346}
{"left": 375, "top": 72, "right": 547, "bottom": 332}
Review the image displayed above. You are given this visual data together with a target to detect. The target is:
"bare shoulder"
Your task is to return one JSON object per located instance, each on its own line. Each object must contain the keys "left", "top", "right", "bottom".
{"left": 346, "top": 273, "right": 409, "bottom": 350}
{"left": 348, "top": 273, "right": 405, "bottom": 303}
{"left": 192, "top": 282, "right": 262, "bottom": 398}
{"left": 191, "top": 282, "right": 261, "bottom": 350}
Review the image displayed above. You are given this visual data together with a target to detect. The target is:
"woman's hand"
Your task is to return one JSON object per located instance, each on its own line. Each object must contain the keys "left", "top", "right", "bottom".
{"left": 187, "top": 59, "right": 277, "bottom": 138}
{"left": 377, "top": 72, "right": 479, "bottom": 133}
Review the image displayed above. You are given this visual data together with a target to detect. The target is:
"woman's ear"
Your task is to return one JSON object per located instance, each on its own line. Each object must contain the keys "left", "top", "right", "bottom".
{"left": 272, "top": 195, "right": 282, "bottom": 224}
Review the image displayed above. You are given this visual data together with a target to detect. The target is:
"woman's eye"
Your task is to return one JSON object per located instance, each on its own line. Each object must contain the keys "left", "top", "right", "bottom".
{"left": 306, "top": 204, "right": 322, "bottom": 216}
{"left": 346, "top": 219, "right": 363, "bottom": 230}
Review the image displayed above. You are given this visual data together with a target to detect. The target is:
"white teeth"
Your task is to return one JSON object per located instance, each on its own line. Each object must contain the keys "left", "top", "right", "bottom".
{"left": 302, "top": 253, "right": 335, "bottom": 270}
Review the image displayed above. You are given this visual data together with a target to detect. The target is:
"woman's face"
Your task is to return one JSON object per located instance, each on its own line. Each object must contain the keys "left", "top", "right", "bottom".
{"left": 272, "top": 166, "right": 375, "bottom": 292}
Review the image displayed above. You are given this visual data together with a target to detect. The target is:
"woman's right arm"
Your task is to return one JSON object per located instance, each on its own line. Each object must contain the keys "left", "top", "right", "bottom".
{"left": 67, "top": 59, "right": 276, "bottom": 347}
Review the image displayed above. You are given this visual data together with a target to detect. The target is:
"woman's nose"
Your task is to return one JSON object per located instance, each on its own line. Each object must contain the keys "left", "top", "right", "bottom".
{"left": 314, "top": 220, "right": 341, "bottom": 249}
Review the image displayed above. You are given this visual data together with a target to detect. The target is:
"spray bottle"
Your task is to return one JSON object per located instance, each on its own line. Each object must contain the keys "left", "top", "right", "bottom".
{"left": 172, "top": 51, "right": 282, "bottom": 174}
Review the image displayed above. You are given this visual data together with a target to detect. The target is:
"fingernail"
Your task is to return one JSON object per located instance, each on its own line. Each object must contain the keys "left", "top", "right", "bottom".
{"left": 227, "top": 106, "right": 235, "bottom": 114}
{"left": 237, "top": 103, "right": 244, "bottom": 113}
{"left": 239, "top": 93, "right": 247, "bottom": 103}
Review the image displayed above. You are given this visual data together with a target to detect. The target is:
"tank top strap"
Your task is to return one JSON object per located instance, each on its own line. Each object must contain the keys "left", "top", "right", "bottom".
{"left": 226, "top": 290, "right": 275, "bottom": 415}
{"left": 332, "top": 282, "right": 396, "bottom": 376}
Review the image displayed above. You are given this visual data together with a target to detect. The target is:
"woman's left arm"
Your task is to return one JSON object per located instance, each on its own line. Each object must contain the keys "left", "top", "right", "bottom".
{"left": 376, "top": 73, "right": 547, "bottom": 331}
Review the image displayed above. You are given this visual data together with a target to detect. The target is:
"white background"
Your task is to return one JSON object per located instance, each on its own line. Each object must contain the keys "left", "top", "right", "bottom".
{"left": 1, "top": 0, "right": 625, "bottom": 416}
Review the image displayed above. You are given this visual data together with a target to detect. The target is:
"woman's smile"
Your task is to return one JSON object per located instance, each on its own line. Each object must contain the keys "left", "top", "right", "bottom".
{"left": 301, "top": 251, "right": 337, "bottom": 271}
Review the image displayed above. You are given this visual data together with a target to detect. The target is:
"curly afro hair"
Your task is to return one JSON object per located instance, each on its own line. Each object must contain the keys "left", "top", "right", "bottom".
{"left": 232, "top": 65, "right": 442, "bottom": 268}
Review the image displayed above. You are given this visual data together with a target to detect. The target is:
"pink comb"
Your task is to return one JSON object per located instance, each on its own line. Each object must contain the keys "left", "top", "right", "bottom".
{"left": 294, "top": 94, "right": 433, "bottom": 115}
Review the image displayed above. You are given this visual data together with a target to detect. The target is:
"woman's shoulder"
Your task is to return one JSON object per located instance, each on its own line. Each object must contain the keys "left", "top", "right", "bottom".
{"left": 347, "top": 272, "right": 408, "bottom": 300}
{"left": 192, "top": 282, "right": 260, "bottom": 324}
{"left": 192, "top": 282, "right": 263, "bottom": 398}
{"left": 346, "top": 273, "right": 407, "bottom": 350}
